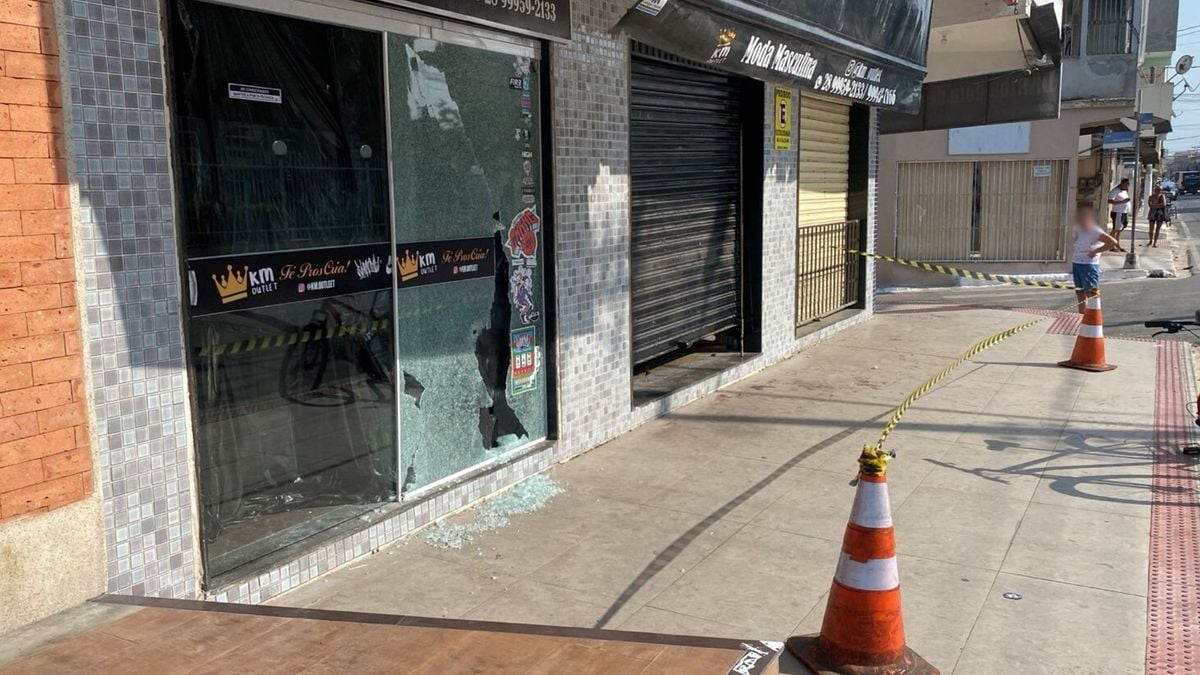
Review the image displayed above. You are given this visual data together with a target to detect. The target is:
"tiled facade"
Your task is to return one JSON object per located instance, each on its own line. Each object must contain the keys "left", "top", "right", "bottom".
{"left": 0, "top": 1, "right": 92, "bottom": 522}
{"left": 61, "top": 0, "right": 197, "bottom": 598}
{"left": 30, "top": 0, "right": 878, "bottom": 608}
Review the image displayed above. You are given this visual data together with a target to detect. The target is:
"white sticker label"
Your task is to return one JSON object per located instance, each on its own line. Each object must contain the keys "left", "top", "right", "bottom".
{"left": 228, "top": 83, "right": 282, "bottom": 104}
{"left": 1032, "top": 163, "right": 1052, "bottom": 178}
{"left": 636, "top": 0, "right": 668, "bottom": 15}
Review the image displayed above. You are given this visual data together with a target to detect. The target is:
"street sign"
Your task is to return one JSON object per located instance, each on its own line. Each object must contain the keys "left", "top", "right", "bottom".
{"left": 1103, "top": 130, "right": 1135, "bottom": 149}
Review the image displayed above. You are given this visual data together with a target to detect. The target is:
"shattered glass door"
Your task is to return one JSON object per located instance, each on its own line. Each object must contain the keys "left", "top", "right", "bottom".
{"left": 388, "top": 35, "right": 548, "bottom": 493}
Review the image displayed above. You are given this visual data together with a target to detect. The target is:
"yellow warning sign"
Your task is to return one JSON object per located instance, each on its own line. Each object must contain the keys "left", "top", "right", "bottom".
{"left": 774, "top": 88, "right": 792, "bottom": 151}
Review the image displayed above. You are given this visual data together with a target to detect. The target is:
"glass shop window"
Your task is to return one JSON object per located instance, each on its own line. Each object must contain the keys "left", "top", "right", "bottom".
{"left": 388, "top": 35, "right": 549, "bottom": 493}
{"left": 170, "top": 0, "right": 395, "bottom": 580}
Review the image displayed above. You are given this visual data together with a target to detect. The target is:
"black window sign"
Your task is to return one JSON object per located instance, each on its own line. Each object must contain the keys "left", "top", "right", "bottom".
{"left": 396, "top": 237, "right": 496, "bottom": 289}
{"left": 187, "top": 242, "right": 393, "bottom": 317}
{"left": 227, "top": 83, "right": 282, "bottom": 104}
{"left": 618, "top": 0, "right": 927, "bottom": 113}
{"left": 380, "top": 0, "right": 570, "bottom": 41}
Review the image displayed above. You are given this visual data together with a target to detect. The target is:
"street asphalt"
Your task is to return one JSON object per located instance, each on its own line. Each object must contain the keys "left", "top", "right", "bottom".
{"left": 878, "top": 197, "right": 1200, "bottom": 342}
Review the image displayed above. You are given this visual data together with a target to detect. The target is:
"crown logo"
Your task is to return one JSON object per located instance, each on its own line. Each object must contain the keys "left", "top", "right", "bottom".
{"left": 212, "top": 264, "right": 249, "bottom": 303}
{"left": 717, "top": 29, "right": 736, "bottom": 49}
{"left": 398, "top": 250, "right": 419, "bottom": 282}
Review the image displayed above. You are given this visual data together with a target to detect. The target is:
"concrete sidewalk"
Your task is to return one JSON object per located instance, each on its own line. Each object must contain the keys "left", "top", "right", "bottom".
{"left": 1100, "top": 214, "right": 1181, "bottom": 280}
{"left": 258, "top": 306, "right": 1164, "bottom": 674}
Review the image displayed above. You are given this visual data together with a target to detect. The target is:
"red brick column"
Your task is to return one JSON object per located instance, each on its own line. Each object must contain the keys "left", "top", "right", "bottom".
{"left": 0, "top": 1, "right": 91, "bottom": 521}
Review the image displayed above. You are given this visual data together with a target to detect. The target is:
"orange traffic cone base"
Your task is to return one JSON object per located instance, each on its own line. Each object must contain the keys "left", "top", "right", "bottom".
{"left": 786, "top": 635, "right": 939, "bottom": 675}
{"left": 1057, "top": 360, "right": 1116, "bottom": 373}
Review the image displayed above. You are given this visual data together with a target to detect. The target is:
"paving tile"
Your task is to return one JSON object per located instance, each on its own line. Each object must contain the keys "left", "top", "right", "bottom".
{"left": 954, "top": 574, "right": 1144, "bottom": 675}
{"left": 552, "top": 442, "right": 698, "bottom": 506}
{"left": 892, "top": 486, "right": 1029, "bottom": 571}
{"left": 749, "top": 468, "right": 859, "bottom": 543}
{"left": 276, "top": 549, "right": 517, "bottom": 618}
{"left": 616, "top": 606, "right": 758, "bottom": 641}
{"left": 647, "top": 527, "right": 840, "bottom": 639}
{"left": 1002, "top": 501, "right": 1150, "bottom": 597}
{"left": 461, "top": 578, "right": 618, "bottom": 628}
{"left": 641, "top": 455, "right": 797, "bottom": 524}
{"left": 409, "top": 503, "right": 585, "bottom": 576}
{"left": 1031, "top": 451, "right": 1154, "bottom": 518}
{"left": 915, "top": 442, "right": 1049, "bottom": 502}
{"left": 533, "top": 509, "right": 743, "bottom": 621}
{"left": 885, "top": 555, "right": 995, "bottom": 670}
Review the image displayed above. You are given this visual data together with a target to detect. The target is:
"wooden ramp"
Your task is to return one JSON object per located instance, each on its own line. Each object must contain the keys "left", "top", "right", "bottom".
{"left": 2, "top": 597, "right": 783, "bottom": 674}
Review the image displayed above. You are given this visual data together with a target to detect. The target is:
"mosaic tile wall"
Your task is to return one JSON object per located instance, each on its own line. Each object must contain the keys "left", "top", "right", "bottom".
{"left": 865, "top": 108, "right": 878, "bottom": 309}
{"left": 61, "top": 0, "right": 199, "bottom": 598}
{"left": 57, "top": 0, "right": 877, "bottom": 604}
{"left": 548, "top": 0, "right": 633, "bottom": 457}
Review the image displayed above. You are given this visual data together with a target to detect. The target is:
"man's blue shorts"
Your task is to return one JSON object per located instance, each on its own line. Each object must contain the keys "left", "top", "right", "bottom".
{"left": 1072, "top": 262, "right": 1100, "bottom": 291}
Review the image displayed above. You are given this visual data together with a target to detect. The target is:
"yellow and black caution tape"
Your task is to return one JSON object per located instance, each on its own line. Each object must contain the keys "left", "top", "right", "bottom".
{"left": 842, "top": 248, "right": 1075, "bottom": 290}
{"left": 197, "top": 319, "right": 390, "bottom": 357}
{"left": 865, "top": 318, "right": 1045, "bottom": 475}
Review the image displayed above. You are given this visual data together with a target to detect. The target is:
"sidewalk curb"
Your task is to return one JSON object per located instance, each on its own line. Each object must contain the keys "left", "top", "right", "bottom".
{"left": 1176, "top": 218, "right": 1199, "bottom": 272}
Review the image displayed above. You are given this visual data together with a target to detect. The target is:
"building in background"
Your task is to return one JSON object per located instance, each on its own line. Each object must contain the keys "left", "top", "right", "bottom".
{"left": 876, "top": 0, "right": 1178, "bottom": 288}
{"left": 0, "top": 0, "right": 946, "bottom": 633}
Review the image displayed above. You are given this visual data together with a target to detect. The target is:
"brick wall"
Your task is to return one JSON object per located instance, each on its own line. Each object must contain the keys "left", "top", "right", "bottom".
{"left": 0, "top": 0, "right": 90, "bottom": 522}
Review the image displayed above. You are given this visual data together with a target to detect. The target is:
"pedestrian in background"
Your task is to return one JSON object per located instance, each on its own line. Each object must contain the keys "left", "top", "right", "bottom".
{"left": 1147, "top": 185, "right": 1168, "bottom": 248}
{"left": 1108, "top": 178, "right": 1131, "bottom": 252}
{"left": 1072, "top": 204, "right": 1120, "bottom": 313}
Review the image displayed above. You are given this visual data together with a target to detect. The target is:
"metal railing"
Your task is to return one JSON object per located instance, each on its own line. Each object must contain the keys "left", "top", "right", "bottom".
{"left": 1086, "top": 0, "right": 1133, "bottom": 55}
{"left": 796, "top": 219, "right": 862, "bottom": 327}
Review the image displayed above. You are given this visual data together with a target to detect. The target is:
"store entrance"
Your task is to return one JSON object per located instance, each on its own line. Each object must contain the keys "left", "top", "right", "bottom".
{"left": 627, "top": 44, "right": 763, "bottom": 405}
{"left": 170, "top": 0, "right": 548, "bottom": 584}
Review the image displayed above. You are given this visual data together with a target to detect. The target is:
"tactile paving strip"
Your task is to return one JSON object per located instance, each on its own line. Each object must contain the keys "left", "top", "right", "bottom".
{"left": 1147, "top": 340, "right": 1200, "bottom": 673}
{"left": 1043, "top": 312, "right": 1081, "bottom": 336}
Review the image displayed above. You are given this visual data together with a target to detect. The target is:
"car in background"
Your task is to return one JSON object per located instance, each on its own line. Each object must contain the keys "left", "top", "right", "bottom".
{"left": 1161, "top": 179, "right": 1178, "bottom": 200}
{"left": 1184, "top": 172, "right": 1200, "bottom": 196}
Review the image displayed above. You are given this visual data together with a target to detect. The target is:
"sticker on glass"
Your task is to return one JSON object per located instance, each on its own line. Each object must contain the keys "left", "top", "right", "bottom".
{"left": 228, "top": 83, "right": 282, "bottom": 104}
{"left": 510, "top": 327, "right": 538, "bottom": 395}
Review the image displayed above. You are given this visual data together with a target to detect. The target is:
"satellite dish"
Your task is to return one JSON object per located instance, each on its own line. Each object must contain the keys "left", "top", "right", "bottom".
{"left": 1178, "top": 55, "right": 1194, "bottom": 76}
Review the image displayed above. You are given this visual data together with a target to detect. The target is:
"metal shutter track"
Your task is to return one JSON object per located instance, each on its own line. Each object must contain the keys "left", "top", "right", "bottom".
{"left": 630, "top": 53, "right": 742, "bottom": 366}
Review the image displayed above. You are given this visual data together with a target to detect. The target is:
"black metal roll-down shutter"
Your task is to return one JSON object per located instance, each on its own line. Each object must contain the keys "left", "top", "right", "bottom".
{"left": 630, "top": 45, "right": 743, "bottom": 366}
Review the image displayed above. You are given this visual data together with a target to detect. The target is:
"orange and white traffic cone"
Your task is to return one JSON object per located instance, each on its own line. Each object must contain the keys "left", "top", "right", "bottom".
{"left": 786, "top": 446, "right": 937, "bottom": 675}
{"left": 1058, "top": 290, "right": 1116, "bottom": 372}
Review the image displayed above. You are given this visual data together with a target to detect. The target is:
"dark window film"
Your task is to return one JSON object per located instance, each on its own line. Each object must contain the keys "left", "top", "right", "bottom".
{"left": 171, "top": 1, "right": 389, "bottom": 257}
{"left": 169, "top": 1, "right": 396, "bottom": 581}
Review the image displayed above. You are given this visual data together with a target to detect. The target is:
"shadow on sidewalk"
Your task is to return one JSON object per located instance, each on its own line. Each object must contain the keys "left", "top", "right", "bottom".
{"left": 592, "top": 409, "right": 891, "bottom": 629}
{"left": 926, "top": 432, "right": 1200, "bottom": 510}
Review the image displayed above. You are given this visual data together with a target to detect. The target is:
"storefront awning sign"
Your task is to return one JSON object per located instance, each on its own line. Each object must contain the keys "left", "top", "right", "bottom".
{"left": 616, "top": 0, "right": 932, "bottom": 112}
{"left": 382, "top": 0, "right": 570, "bottom": 41}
